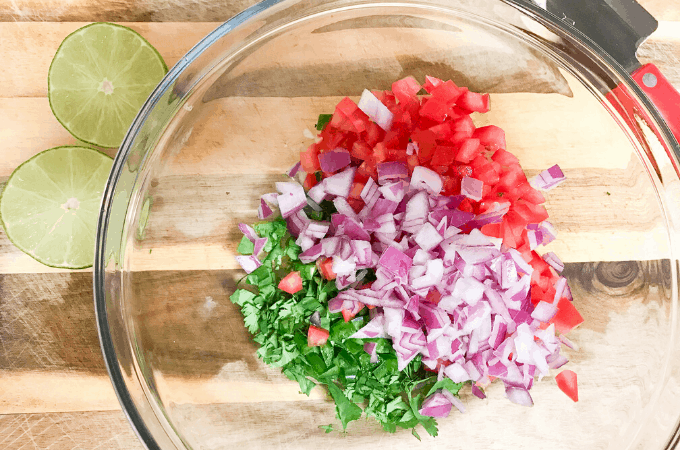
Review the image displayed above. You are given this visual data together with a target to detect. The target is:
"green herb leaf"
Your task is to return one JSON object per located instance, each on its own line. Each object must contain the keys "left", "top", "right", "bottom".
{"left": 237, "top": 236, "right": 254, "bottom": 255}
{"left": 315, "top": 114, "right": 333, "bottom": 131}
{"left": 327, "top": 382, "right": 363, "bottom": 429}
{"left": 426, "top": 378, "right": 464, "bottom": 397}
{"left": 319, "top": 424, "right": 334, "bottom": 433}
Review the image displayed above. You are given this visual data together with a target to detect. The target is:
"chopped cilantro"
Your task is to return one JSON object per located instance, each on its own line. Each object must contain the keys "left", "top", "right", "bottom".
{"left": 231, "top": 216, "right": 457, "bottom": 436}
{"left": 315, "top": 113, "right": 333, "bottom": 131}
{"left": 237, "top": 236, "right": 254, "bottom": 254}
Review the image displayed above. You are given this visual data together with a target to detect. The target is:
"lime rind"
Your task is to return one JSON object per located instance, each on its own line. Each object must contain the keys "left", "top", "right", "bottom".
{"left": 48, "top": 22, "right": 168, "bottom": 149}
{"left": 0, "top": 146, "right": 114, "bottom": 269}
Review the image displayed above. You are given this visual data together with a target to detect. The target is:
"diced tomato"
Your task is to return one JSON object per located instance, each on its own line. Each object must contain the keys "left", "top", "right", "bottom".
{"left": 357, "top": 161, "right": 378, "bottom": 181}
{"left": 392, "top": 76, "right": 422, "bottom": 104}
{"left": 386, "top": 148, "right": 408, "bottom": 163}
{"left": 491, "top": 149, "right": 519, "bottom": 166}
{"left": 407, "top": 154, "right": 420, "bottom": 174}
{"left": 372, "top": 142, "right": 388, "bottom": 164}
{"left": 442, "top": 175, "right": 459, "bottom": 196}
{"left": 419, "top": 97, "right": 450, "bottom": 123}
{"left": 426, "top": 289, "right": 441, "bottom": 304}
{"left": 550, "top": 297, "right": 584, "bottom": 334}
{"left": 300, "top": 143, "right": 321, "bottom": 173}
{"left": 481, "top": 222, "right": 502, "bottom": 238}
{"left": 430, "top": 80, "right": 463, "bottom": 105}
{"left": 457, "top": 91, "right": 490, "bottom": 113}
{"left": 429, "top": 122, "right": 455, "bottom": 141}
{"left": 303, "top": 173, "right": 318, "bottom": 190}
{"left": 278, "top": 271, "right": 303, "bottom": 294}
{"left": 423, "top": 75, "right": 444, "bottom": 93}
{"left": 351, "top": 141, "right": 372, "bottom": 161}
{"left": 349, "top": 181, "right": 365, "bottom": 199}
{"left": 430, "top": 145, "right": 456, "bottom": 166}
{"left": 317, "top": 257, "right": 336, "bottom": 280}
{"left": 474, "top": 125, "right": 506, "bottom": 150}
{"left": 514, "top": 202, "right": 549, "bottom": 224}
{"left": 452, "top": 115, "right": 476, "bottom": 137}
{"left": 555, "top": 370, "right": 578, "bottom": 402}
{"left": 458, "top": 198, "right": 475, "bottom": 212}
{"left": 497, "top": 164, "right": 528, "bottom": 191}
{"left": 412, "top": 130, "right": 437, "bottom": 163}
{"left": 347, "top": 197, "right": 364, "bottom": 213}
{"left": 521, "top": 185, "right": 546, "bottom": 204}
{"left": 455, "top": 138, "right": 481, "bottom": 163}
{"left": 307, "top": 325, "right": 329, "bottom": 347}
{"left": 363, "top": 121, "right": 384, "bottom": 147}
{"left": 333, "top": 97, "right": 370, "bottom": 133}
{"left": 475, "top": 166, "right": 500, "bottom": 185}
{"left": 451, "top": 164, "right": 473, "bottom": 178}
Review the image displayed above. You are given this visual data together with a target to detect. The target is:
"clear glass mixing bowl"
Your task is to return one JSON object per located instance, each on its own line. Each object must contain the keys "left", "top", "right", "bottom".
{"left": 94, "top": 1, "right": 680, "bottom": 449}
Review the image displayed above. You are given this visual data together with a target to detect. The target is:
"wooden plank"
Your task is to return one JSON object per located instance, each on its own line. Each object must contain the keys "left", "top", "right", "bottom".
{"left": 0, "top": 0, "right": 677, "bottom": 22}
{"left": 0, "top": 260, "right": 674, "bottom": 450}
{"left": 0, "top": 411, "right": 142, "bottom": 450}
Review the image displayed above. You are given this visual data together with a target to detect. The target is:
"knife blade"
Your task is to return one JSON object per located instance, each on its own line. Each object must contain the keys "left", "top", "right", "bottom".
{"left": 545, "top": 0, "right": 657, "bottom": 73}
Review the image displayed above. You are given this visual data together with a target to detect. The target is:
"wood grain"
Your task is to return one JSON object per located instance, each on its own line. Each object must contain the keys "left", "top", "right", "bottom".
{"left": 0, "top": 411, "right": 142, "bottom": 449}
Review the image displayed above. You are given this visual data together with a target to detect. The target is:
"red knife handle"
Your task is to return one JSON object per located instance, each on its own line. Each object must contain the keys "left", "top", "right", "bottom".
{"left": 631, "top": 63, "right": 680, "bottom": 145}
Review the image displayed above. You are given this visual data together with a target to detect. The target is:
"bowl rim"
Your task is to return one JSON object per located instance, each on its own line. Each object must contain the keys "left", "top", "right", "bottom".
{"left": 93, "top": 1, "right": 680, "bottom": 449}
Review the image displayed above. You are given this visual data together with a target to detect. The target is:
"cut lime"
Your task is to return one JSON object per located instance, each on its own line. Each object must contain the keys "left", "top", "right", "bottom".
{"left": 0, "top": 146, "right": 113, "bottom": 269}
{"left": 48, "top": 22, "right": 168, "bottom": 148}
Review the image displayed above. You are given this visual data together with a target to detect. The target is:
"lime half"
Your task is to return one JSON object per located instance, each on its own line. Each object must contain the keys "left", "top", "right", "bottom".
{"left": 0, "top": 146, "right": 113, "bottom": 269}
{"left": 48, "top": 23, "right": 167, "bottom": 148}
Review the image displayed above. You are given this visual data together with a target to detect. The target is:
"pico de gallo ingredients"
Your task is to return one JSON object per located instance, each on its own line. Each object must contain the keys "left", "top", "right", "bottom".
{"left": 231, "top": 75, "right": 582, "bottom": 437}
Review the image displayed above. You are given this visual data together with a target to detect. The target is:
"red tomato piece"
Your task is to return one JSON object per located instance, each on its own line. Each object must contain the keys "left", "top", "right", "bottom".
{"left": 357, "top": 161, "right": 378, "bottom": 181}
{"left": 481, "top": 222, "right": 502, "bottom": 238}
{"left": 349, "top": 181, "right": 365, "bottom": 199}
{"left": 419, "top": 97, "right": 450, "bottom": 123}
{"left": 423, "top": 75, "right": 444, "bottom": 93}
{"left": 300, "top": 143, "right": 321, "bottom": 173}
{"left": 474, "top": 125, "right": 506, "bottom": 150}
{"left": 406, "top": 154, "right": 420, "bottom": 174}
{"left": 347, "top": 197, "right": 365, "bottom": 214}
{"left": 555, "top": 370, "right": 578, "bottom": 402}
{"left": 412, "top": 130, "right": 438, "bottom": 163}
{"left": 522, "top": 185, "right": 546, "bottom": 204}
{"left": 363, "top": 121, "right": 384, "bottom": 147}
{"left": 351, "top": 141, "right": 372, "bottom": 161}
{"left": 491, "top": 149, "right": 519, "bottom": 166}
{"left": 308, "top": 325, "right": 330, "bottom": 347}
{"left": 303, "top": 173, "right": 318, "bottom": 190}
{"left": 452, "top": 115, "right": 476, "bottom": 137}
{"left": 455, "top": 138, "right": 481, "bottom": 163}
{"left": 430, "top": 80, "right": 464, "bottom": 105}
{"left": 431, "top": 145, "right": 457, "bottom": 166}
{"left": 426, "top": 289, "right": 441, "bottom": 304}
{"left": 514, "top": 202, "right": 549, "bottom": 224}
{"left": 278, "top": 271, "right": 303, "bottom": 294}
{"left": 392, "top": 76, "right": 422, "bottom": 104}
{"left": 458, "top": 198, "right": 475, "bottom": 212}
{"left": 429, "top": 122, "right": 455, "bottom": 141}
{"left": 317, "top": 257, "right": 336, "bottom": 280}
{"left": 372, "top": 142, "right": 388, "bottom": 164}
{"left": 550, "top": 297, "right": 584, "bottom": 334}
{"left": 442, "top": 175, "right": 460, "bottom": 196}
{"left": 457, "top": 91, "right": 490, "bottom": 113}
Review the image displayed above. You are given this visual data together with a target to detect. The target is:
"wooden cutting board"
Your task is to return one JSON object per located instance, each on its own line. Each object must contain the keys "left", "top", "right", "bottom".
{"left": 1, "top": 1, "right": 680, "bottom": 448}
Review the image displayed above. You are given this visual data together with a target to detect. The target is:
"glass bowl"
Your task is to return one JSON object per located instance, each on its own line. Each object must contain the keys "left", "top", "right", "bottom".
{"left": 94, "top": 1, "right": 680, "bottom": 449}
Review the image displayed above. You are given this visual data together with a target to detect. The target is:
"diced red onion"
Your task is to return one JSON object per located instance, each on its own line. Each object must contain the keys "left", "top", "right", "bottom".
{"left": 319, "top": 148, "right": 352, "bottom": 173}
{"left": 377, "top": 161, "right": 408, "bottom": 184}
{"left": 407, "top": 142, "right": 419, "bottom": 155}
{"left": 543, "top": 251, "right": 564, "bottom": 272}
{"left": 531, "top": 301, "right": 558, "bottom": 322}
{"left": 235, "top": 255, "right": 261, "bottom": 274}
{"left": 441, "top": 389, "right": 466, "bottom": 413}
{"left": 287, "top": 161, "right": 302, "bottom": 178}
{"left": 411, "top": 166, "right": 443, "bottom": 195}
{"left": 538, "top": 220, "right": 557, "bottom": 245}
{"left": 258, "top": 198, "right": 274, "bottom": 220}
{"left": 358, "top": 89, "right": 394, "bottom": 131}
{"left": 299, "top": 244, "right": 323, "bottom": 263}
{"left": 364, "top": 342, "right": 379, "bottom": 363}
{"left": 323, "top": 167, "right": 356, "bottom": 198}
{"left": 238, "top": 223, "right": 259, "bottom": 242}
{"left": 531, "top": 164, "right": 566, "bottom": 191}
{"left": 461, "top": 176, "right": 483, "bottom": 201}
{"left": 413, "top": 222, "right": 444, "bottom": 252}
{"left": 253, "top": 237, "right": 268, "bottom": 256}
{"left": 276, "top": 181, "right": 307, "bottom": 218}
{"left": 419, "top": 391, "right": 453, "bottom": 418}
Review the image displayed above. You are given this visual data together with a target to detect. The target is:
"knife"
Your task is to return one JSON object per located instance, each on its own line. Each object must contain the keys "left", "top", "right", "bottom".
{"left": 538, "top": 0, "right": 680, "bottom": 146}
